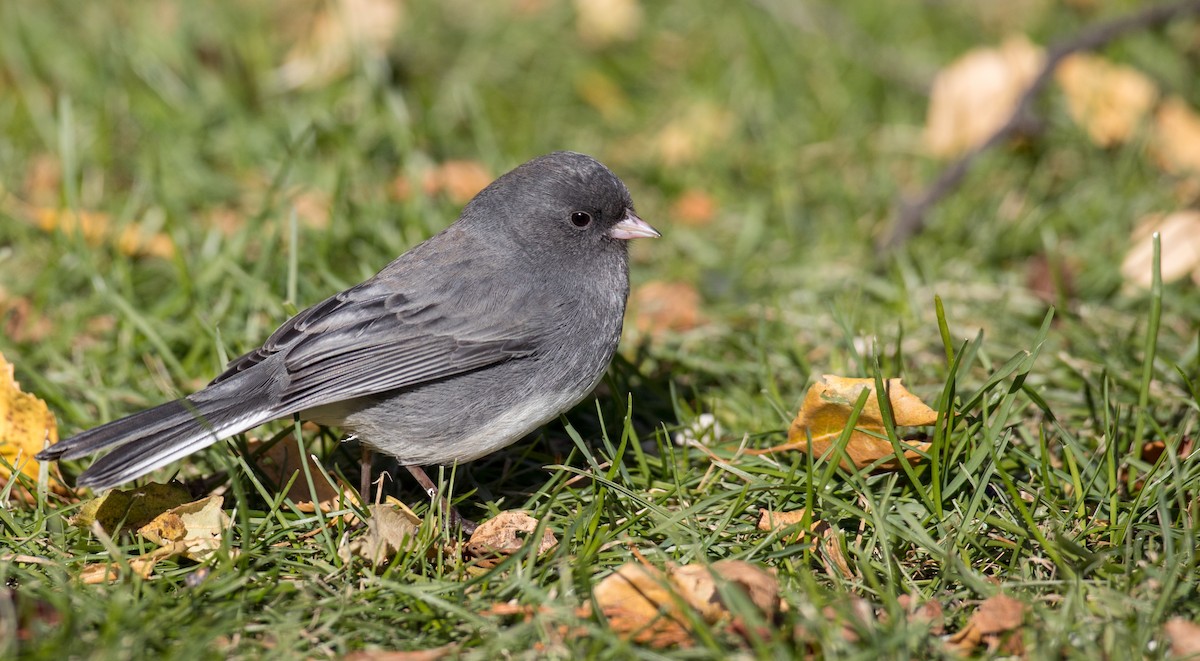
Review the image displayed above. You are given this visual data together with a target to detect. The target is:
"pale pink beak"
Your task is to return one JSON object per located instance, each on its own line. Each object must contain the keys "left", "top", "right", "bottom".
{"left": 609, "top": 211, "right": 660, "bottom": 240}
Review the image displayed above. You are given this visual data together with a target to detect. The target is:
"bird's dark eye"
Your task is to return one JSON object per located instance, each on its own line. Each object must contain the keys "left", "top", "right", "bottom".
{"left": 570, "top": 211, "right": 593, "bottom": 228}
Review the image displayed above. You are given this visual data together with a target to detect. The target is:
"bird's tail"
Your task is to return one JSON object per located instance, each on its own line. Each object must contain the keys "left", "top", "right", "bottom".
{"left": 36, "top": 395, "right": 275, "bottom": 491}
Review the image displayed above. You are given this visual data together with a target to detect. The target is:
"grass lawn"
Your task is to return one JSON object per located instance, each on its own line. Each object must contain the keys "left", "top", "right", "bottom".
{"left": 2, "top": 0, "right": 1199, "bottom": 658}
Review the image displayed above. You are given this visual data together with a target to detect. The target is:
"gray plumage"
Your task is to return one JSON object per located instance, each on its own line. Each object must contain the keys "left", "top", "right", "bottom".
{"left": 37, "top": 151, "right": 659, "bottom": 491}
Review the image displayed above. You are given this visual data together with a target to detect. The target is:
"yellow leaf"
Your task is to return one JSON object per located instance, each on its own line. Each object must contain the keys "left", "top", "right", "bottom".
{"left": 336, "top": 502, "right": 421, "bottom": 567}
{"left": 71, "top": 481, "right": 192, "bottom": 532}
{"left": 138, "top": 495, "right": 230, "bottom": 562}
{"left": 0, "top": 352, "right": 58, "bottom": 484}
{"left": 924, "top": 35, "right": 1044, "bottom": 158}
{"left": 1055, "top": 53, "right": 1157, "bottom": 147}
{"left": 573, "top": 0, "right": 642, "bottom": 48}
{"left": 751, "top": 375, "right": 936, "bottom": 471}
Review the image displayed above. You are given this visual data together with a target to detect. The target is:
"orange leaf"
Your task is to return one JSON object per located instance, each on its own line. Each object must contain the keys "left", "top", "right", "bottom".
{"left": 1121, "top": 211, "right": 1200, "bottom": 288}
{"left": 753, "top": 375, "right": 935, "bottom": 471}
{"left": 35, "top": 208, "right": 175, "bottom": 259}
{"left": 947, "top": 593, "right": 1026, "bottom": 654}
{"left": 594, "top": 562, "right": 693, "bottom": 648}
{"left": 630, "top": 281, "right": 705, "bottom": 337}
{"left": 671, "top": 190, "right": 717, "bottom": 227}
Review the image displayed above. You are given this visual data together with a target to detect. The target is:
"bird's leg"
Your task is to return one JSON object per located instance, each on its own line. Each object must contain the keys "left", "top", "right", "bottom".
{"left": 360, "top": 445, "right": 375, "bottom": 504}
{"left": 405, "top": 465, "right": 477, "bottom": 535}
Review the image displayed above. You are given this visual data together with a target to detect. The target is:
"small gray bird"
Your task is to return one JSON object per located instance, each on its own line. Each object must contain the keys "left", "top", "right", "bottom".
{"left": 38, "top": 151, "right": 659, "bottom": 512}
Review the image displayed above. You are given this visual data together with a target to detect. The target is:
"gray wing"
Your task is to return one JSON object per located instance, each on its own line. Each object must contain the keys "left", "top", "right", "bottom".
{"left": 213, "top": 232, "right": 541, "bottom": 414}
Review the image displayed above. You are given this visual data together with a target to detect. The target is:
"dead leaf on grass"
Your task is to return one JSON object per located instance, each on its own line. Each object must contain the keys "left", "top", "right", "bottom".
{"left": 275, "top": 0, "right": 404, "bottom": 90}
{"left": 593, "top": 558, "right": 782, "bottom": 648}
{"left": 343, "top": 645, "right": 458, "bottom": 661}
{"left": 71, "top": 482, "right": 192, "bottom": 533}
{"left": 1120, "top": 211, "right": 1200, "bottom": 288}
{"left": 1165, "top": 618, "right": 1200, "bottom": 659}
{"left": 947, "top": 593, "right": 1026, "bottom": 655}
{"left": 924, "top": 35, "right": 1044, "bottom": 157}
{"left": 671, "top": 189, "right": 717, "bottom": 227}
{"left": 466, "top": 510, "right": 557, "bottom": 569}
{"left": 0, "top": 352, "right": 58, "bottom": 488}
{"left": 337, "top": 502, "right": 421, "bottom": 567}
{"left": 249, "top": 434, "right": 350, "bottom": 511}
{"left": 1151, "top": 97, "right": 1200, "bottom": 178}
{"left": 1055, "top": 53, "right": 1157, "bottom": 147}
{"left": 630, "top": 281, "right": 705, "bottom": 337}
{"left": 138, "top": 495, "right": 231, "bottom": 562}
{"left": 573, "top": 0, "right": 642, "bottom": 48}
{"left": 35, "top": 208, "right": 175, "bottom": 259}
{"left": 749, "top": 375, "right": 936, "bottom": 471}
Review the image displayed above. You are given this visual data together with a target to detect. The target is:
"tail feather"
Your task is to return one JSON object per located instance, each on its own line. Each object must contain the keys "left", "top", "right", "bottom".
{"left": 36, "top": 395, "right": 275, "bottom": 491}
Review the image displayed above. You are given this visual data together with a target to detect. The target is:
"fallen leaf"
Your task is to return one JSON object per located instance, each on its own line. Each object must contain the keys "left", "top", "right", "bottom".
{"left": 1120, "top": 211, "right": 1200, "bottom": 287}
{"left": 275, "top": 0, "right": 404, "bottom": 90}
{"left": 573, "top": 0, "right": 642, "bottom": 48}
{"left": 79, "top": 551, "right": 164, "bottom": 585}
{"left": 0, "top": 352, "right": 58, "bottom": 485}
{"left": 924, "top": 35, "right": 1045, "bottom": 157}
{"left": 575, "top": 69, "right": 631, "bottom": 121}
{"left": 1165, "top": 618, "right": 1200, "bottom": 658}
{"left": 138, "top": 495, "right": 231, "bottom": 561}
{"left": 35, "top": 208, "right": 175, "bottom": 258}
{"left": 337, "top": 502, "right": 420, "bottom": 567}
{"left": 756, "top": 508, "right": 823, "bottom": 544}
{"left": 249, "top": 435, "right": 347, "bottom": 510}
{"left": 421, "top": 160, "right": 492, "bottom": 205}
{"left": 897, "top": 594, "right": 945, "bottom": 635}
{"left": 343, "top": 645, "right": 458, "bottom": 661}
{"left": 947, "top": 593, "right": 1026, "bottom": 654}
{"left": 1151, "top": 97, "right": 1200, "bottom": 178}
{"left": 750, "top": 375, "right": 936, "bottom": 471}
{"left": 71, "top": 482, "right": 193, "bottom": 532}
{"left": 1055, "top": 53, "right": 1157, "bottom": 147}
{"left": 593, "top": 562, "right": 692, "bottom": 648}
{"left": 670, "top": 189, "right": 717, "bottom": 227}
{"left": 466, "top": 510, "right": 558, "bottom": 569}
{"left": 654, "top": 104, "right": 734, "bottom": 166}
{"left": 22, "top": 154, "right": 61, "bottom": 207}
{"left": 670, "top": 560, "right": 780, "bottom": 623}
{"left": 0, "top": 295, "right": 54, "bottom": 344}
{"left": 630, "top": 281, "right": 705, "bottom": 337}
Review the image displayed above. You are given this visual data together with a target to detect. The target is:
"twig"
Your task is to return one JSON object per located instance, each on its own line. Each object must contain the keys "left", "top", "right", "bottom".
{"left": 881, "top": 0, "right": 1200, "bottom": 251}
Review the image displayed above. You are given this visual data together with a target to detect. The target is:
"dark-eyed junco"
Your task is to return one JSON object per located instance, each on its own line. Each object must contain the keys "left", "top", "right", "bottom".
{"left": 38, "top": 151, "right": 659, "bottom": 510}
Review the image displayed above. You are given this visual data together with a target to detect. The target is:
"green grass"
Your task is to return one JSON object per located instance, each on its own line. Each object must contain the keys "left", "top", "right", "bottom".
{"left": 2, "top": 0, "right": 1199, "bottom": 658}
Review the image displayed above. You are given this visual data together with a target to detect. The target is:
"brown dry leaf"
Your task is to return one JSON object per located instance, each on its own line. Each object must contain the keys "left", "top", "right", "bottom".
{"left": 630, "top": 281, "right": 705, "bottom": 337}
{"left": 671, "top": 189, "right": 717, "bottom": 227}
{"left": 290, "top": 188, "right": 331, "bottom": 230}
{"left": 35, "top": 208, "right": 175, "bottom": 259}
{"left": 947, "top": 593, "right": 1026, "bottom": 654}
{"left": 0, "top": 352, "right": 58, "bottom": 485}
{"left": 337, "top": 502, "right": 421, "bottom": 567}
{"left": 924, "top": 35, "right": 1045, "bottom": 157}
{"left": 756, "top": 508, "right": 824, "bottom": 543}
{"left": 138, "top": 495, "right": 231, "bottom": 561}
{"left": 573, "top": 0, "right": 642, "bottom": 48}
{"left": 670, "top": 560, "right": 780, "bottom": 623}
{"left": 1, "top": 295, "right": 54, "bottom": 344}
{"left": 897, "top": 594, "right": 945, "bottom": 635}
{"left": 818, "top": 523, "right": 854, "bottom": 580}
{"left": 79, "top": 548, "right": 167, "bottom": 585}
{"left": 1120, "top": 211, "right": 1200, "bottom": 287}
{"left": 275, "top": 0, "right": 403, "bottom": 90}
{"left": 71, "top": 481, "right": 193, "bottom": 532}
{"left": 466, "top": 510, "right": 558, "bottom": 569}
{"left": 750, "top": 375, "right": 936, "bottom": 471}
{"left": 421, "top": 160, "right": 493, "bottom": 205}
{"left": 1055, "top": 53, "right": 1157, "bottom": 147}
{"left": 593, "top": 562, "right": 692, "bottom": 648}
{"left": 249, "top": 435, "right": 346, "bottom": 510}
{"left": 343, "top": 645, "right": 458, "bottom": 661}
{"left": 1151, "top": 97, "right": 1200, "bottom": 177}
{"left": 1165, "top": 618, "right": 1200, "bottom": 658}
